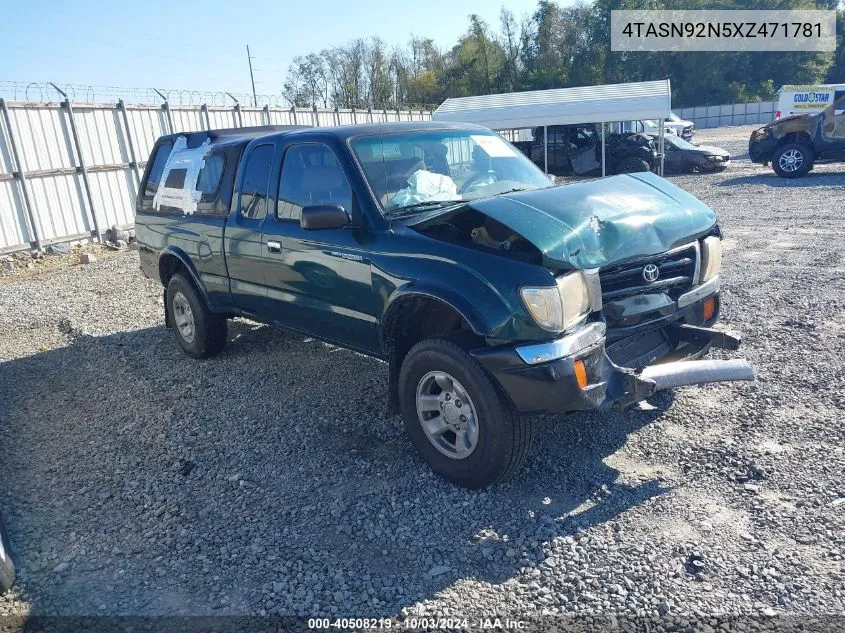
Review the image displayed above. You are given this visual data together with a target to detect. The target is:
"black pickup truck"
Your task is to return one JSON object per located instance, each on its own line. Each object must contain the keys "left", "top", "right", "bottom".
{"left": 512, "top": 123, "right": 658, "bottom": 176}
{"left": 136, "top": 121, "right": 754, "bottom": 489}
{"left": 749, "top": 92, "right": 845, "bottom": 177}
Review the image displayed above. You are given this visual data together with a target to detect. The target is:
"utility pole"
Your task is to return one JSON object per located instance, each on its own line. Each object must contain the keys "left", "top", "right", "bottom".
{"left": 246, "top": 45, "right": 257, "bottom": 107}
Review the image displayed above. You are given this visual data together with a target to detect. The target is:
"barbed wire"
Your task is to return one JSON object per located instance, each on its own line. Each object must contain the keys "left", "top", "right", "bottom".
{"left": 0, "top": 81, "right": 435, "bottom": 111}
{"left": 0, "top": 81, "right": 290, "bottom": 106}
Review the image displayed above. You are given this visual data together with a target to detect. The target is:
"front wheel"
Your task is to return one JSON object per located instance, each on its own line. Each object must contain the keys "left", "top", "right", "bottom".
{"left": 0, "top": 513, "right": 15, "bottom": 591}
{"left": 398, "top": 338, "right": 534, "bottom": 489}
{"left": 772, "top": 143, "right": 814, "bottom": 178}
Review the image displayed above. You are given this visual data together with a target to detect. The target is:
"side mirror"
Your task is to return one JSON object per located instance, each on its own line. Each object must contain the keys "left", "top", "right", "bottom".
{"left": 300, "top": 204, "right": 350, "bottom": 230}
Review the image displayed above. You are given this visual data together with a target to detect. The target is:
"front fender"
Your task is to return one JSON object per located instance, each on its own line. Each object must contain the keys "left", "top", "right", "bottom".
{"left": 371, "top": 227, "right": 557, "bottom": 346}
{"left": 383, "top": 283, "right": 489, "bottom": 336}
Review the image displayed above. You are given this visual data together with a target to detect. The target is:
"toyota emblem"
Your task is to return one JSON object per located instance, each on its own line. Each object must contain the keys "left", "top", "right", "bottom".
{"left": 642, "top": 263, "right": 660, "bottom": 282}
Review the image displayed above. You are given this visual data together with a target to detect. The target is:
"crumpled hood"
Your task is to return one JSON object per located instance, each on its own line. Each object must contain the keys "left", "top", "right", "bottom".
{"left": 767, "top": 113, "right": 814, "bottom": 126}
{"left": 463, "top": 171, "right": 717, "bottom": 269}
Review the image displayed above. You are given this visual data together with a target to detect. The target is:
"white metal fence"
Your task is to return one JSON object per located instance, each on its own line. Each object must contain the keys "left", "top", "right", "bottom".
{"left": 0, "top": 100, "right": 433, "bottom": 253}
{"left": 675, "top": 100, "right": 777, "bottom": 129}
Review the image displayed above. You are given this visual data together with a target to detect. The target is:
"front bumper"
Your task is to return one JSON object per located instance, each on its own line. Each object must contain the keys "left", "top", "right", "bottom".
{"left": 472, "top": 279, "right": 755, "bottom": 415}
{"left": 748, "top": 132, "right": 777, "bottom": 163}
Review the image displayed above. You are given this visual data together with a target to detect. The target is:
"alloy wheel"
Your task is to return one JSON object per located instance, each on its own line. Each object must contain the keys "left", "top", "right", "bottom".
{"left": 415, "top": 371, "right": 480, "bottom": 459}
{"left": 172, "top": 291, "right": 196, "bottom": 344}
{"left": 778, "top": 149, "right": 803, "bottom": 173}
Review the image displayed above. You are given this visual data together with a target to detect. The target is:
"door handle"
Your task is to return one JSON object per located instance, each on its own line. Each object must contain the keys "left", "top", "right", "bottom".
{"left": 266, "top": 240, "right": 282, "bottom": 254}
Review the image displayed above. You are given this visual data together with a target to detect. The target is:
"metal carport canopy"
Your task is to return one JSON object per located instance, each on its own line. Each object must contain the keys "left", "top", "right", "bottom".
{"left": 431, "top": 79, "right": 672, "bottom": 128}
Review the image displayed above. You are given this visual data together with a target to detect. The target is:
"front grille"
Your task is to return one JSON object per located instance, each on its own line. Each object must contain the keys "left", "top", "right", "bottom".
{"left": 683, "top": 125, "right": 694, "bottom": 137}
{"left": 599, "top": 243, "right": 698, "bottom": 303}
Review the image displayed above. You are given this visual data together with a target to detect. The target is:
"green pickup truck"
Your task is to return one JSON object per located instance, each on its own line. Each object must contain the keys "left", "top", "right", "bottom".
{"left": 135, "top": 121, "right": 754, "bottom": 489}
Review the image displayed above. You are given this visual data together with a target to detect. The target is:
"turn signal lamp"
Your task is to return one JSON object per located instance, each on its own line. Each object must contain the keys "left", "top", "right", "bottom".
{"left": 574, "top": 360, "right": 588, "bottom": 389}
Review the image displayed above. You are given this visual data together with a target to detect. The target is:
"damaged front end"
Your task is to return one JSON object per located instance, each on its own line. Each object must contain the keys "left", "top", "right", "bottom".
{"left": 405, "top": 172, "right": 756, "bottom": 413}
{"left": 471, "top": 302, "right": 755, "bottom": 415}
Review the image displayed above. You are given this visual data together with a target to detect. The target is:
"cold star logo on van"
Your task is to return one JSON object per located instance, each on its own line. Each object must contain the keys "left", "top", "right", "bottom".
{"left": 776, "top": 84, "right": 845, "bottom": 118}
{"left": 795, "top": 92, "right": 830, "bottom": 104}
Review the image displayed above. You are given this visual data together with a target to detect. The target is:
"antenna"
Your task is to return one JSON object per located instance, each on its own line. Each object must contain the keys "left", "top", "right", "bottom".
{"left": 246, "top": 45, "right": 258, "bottom": 107}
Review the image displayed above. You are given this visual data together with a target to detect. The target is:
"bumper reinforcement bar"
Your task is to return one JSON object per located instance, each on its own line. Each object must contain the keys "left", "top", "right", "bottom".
{"left": 640, "top": 358, "right": 755, "bottom": 391}
{"left": 671, "top": 323, "right": 742, "bottom": 351}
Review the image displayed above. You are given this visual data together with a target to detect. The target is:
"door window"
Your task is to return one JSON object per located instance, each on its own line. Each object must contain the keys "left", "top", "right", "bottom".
{"left": 239, "top": 144, "right": 275, "bottom": 220}
{"left": 277, "top": 144, "right": 353, "bottom": 221}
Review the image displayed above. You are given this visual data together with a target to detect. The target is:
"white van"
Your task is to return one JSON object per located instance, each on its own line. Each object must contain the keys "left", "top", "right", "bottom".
{"left": 616, "top": 115, "right": 694, "bottom": 139}
{"left": 776, "top": 84, "right": 845, "bottom": 120}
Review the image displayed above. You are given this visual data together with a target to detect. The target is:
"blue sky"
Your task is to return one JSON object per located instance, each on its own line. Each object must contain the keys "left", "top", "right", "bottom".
{"left": 1, "top": 0, "right": 557, "bottom": 97}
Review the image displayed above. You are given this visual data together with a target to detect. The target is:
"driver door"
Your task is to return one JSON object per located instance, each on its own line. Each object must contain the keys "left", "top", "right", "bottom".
{"left": 569, "top": 125, "right": 601, "bottom": 175}
{"left": 260, "top": 141, "right": 378, "bottom": 353}
{"left": 820, "top": 93, "right": 845, "bottom": 153}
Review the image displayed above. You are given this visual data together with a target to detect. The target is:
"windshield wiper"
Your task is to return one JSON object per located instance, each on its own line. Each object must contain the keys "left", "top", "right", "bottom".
{"left": 494, "top": 187, "right": 530, "bottom": 196}
{"left": 386, "top": 199, "right": 465, "bottom": 217}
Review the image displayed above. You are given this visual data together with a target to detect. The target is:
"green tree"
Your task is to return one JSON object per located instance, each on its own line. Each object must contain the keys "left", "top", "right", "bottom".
{"left": 281, "top": 0, "right": 839, "bottom": 109}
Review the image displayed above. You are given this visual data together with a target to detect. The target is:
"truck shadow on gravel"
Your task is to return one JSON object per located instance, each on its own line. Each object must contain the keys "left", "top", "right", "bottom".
{"left": 0, "top": 320, "right": 671, "bottom": 617}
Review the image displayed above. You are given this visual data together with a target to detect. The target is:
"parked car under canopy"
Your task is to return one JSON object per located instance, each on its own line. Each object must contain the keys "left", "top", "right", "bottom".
{"left": 432, "top": 80, "right": 673, "bottom": 177}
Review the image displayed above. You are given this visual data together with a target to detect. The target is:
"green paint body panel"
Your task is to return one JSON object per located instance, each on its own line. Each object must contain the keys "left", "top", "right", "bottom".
{"left": 136, "top": 122, "right": 721, "bottom": 361}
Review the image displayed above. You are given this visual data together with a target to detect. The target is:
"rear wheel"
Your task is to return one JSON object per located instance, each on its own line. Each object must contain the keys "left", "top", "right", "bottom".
{"left": 615, "top": 156, "right": 652, "bottom": 174}
{"left": 165, "top": 273, "right": 227, "bottom": 359}
{"left": 0, "top": 513, "right": 15, "bottom": 591}
{"left": 398, "top": 338, "right": 534, "bottom": 489}
{"left": 772, "top": 143, "right": 814, "bottom": 178}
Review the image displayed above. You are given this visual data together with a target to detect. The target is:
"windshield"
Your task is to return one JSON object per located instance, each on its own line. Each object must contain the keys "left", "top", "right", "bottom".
{"left": 668, "top": 113, "right": 682, "bottom": 122}
{"left": 350, "top": 129, "right": 552, "bottom": 215}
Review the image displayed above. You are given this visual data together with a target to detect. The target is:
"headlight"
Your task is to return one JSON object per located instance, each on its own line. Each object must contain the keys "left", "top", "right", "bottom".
{"left": 700, "top": 236, "right": 722, "bottom": 282}
{"left": 521, "top": 271, "right": 592, "bottom": 332}
{"left": 557, "top": 271, "right": 591, "bottom": 329}
{"left": 521, "top": 287, "right": 563, "bottom": 331}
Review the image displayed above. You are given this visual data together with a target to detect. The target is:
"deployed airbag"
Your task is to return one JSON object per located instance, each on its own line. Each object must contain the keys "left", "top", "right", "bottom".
{"left": 389, "top": 170, "right": 458, "bottom": 209}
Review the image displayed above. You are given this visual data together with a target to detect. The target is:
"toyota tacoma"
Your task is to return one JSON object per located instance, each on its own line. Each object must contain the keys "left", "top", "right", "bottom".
{"left": 136, "top": 121, "right": 754, "bottom": 489}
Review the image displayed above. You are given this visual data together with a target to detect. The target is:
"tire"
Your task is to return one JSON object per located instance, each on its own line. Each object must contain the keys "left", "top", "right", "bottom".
{"left": 0, "top": 513, "right": 15, "bottom": 591}
{"left": 615, "top": 156, "right": 652, "bottom": 174}
{"left": 165, "top": 273, "right": 227, "bottom": 359}
{"left": 772, "top": 143, "right": 814, "bottom": 178}
{"left": 398, "top": 338, "right": 534, "bottom": 489}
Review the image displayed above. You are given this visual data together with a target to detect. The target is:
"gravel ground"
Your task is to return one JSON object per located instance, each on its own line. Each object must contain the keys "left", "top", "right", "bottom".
{"left": 1, "top": 124, "right": 844, "bottom": 630}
